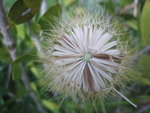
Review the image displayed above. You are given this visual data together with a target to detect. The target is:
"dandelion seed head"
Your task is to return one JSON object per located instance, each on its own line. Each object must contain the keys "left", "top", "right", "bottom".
{"left": 40, "top": 13, "right": 135, "bottom": 105}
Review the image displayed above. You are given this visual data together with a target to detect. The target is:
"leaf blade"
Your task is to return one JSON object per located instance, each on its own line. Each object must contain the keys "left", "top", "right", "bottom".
{"left": 140, "top": 1, "right": 150, "bottom": 45}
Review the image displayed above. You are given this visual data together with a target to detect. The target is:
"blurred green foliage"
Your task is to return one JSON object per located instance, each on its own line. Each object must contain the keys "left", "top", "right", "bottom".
{"left": 0, "top": 0, "right": 150, "bottom": 113}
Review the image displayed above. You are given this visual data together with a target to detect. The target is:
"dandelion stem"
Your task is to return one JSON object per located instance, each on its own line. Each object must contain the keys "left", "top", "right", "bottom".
{"left": 113, "top": 88, "right": 137, "bottom": 108}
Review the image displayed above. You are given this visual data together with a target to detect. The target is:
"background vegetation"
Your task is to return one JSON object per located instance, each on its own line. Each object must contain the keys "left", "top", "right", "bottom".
{"left": 0, "top": 0, "right": 150, "bottom": 113}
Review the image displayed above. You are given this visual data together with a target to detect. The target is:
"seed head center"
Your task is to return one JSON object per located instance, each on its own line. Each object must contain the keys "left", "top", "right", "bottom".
{"left": 82, "top": 53, "right": 92, "bottom": 62}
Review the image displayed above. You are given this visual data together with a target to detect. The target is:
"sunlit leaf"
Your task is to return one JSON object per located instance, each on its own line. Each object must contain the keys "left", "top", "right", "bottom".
{"left": 140, "top": 1, "right": 150, "bottom": 45}
{"left": 30, "top": 67, "right": 40, "bottom": 78}
{"left": 63, "top": 0, "right": 76, "bottom": 7}
{"left": 127, "top": 19, "right": 138, "bottom": 30}
{"left": 16, "top": 25, "right": 26, "bottom": 39}
{"left": 30, "top": 82, "right": 37, "bottom": 92}
{"left": 42, "top": 99, "right": 60, "bottom": 112}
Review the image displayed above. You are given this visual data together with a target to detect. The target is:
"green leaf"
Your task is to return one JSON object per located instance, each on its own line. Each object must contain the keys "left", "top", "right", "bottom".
{"left": 118, "top": 0, "right": 132, "bottom": 7}
{"left": 140, "top": 1, "right": 150, "bottom": 45}
{"left": 4, "top": 0, "right": 17, "bottom": 11}
{"left": 136, "top": 75, "right": 150, "bottom": 85}
{"left": 99, "top": 0, "right": 115, "bottom": 14}
{"left": 39, "top": 4, "right": 61, "bottom": 30}
{"left": 30, "top": 67, "right": 40, "bottom": 78}
{"left": 30, "top": 22, "right": 41, "bottom": 35}
{"left": 0, "top": 47, "right": 10, "bottom": 63}
{"left": 138, "top": 55, "right": 150, "bottom": 80}
{"left": 42, "top": 99, "right": 60, "bottom": 112}
{"left": 12, "top": 53, "right": 35, "bottom": 64}
{"left": 127, "top": 54, "right": 150, "bottom": 85}
{"left": 12, "top": 53, "right": 35, "bottom": 81}
{"left": 30, "top": 82, "right": 37, "bottom": 92}
{"left": 12, "top": 63, "right": 21, "bottom": 81}
{"left": 127, "top": 19, "right": 138, "bottom": 30}
{"left": 8, "top": 0, "right": 41, "bottom": 24}
{"left": 127, "top": 69, "right": 150, "bottom": 85}
{"left": 16, "top": 82, "right": 26, "bottom": 97}
{"left": 23, "top": 0, "right": 41, "bottom": 14}
{"left": 16, "top": 25, "right": 26, "bottom": 39}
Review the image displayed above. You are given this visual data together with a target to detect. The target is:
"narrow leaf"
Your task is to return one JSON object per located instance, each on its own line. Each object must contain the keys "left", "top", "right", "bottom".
{"left": 140, "top": 1, "right": 150, "bottom": 45}
{"left": 12, "top": 63, "right": 21, "bottom": 81}
{"left": 42, "top": 99, "right": 60, "bottom": 112}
